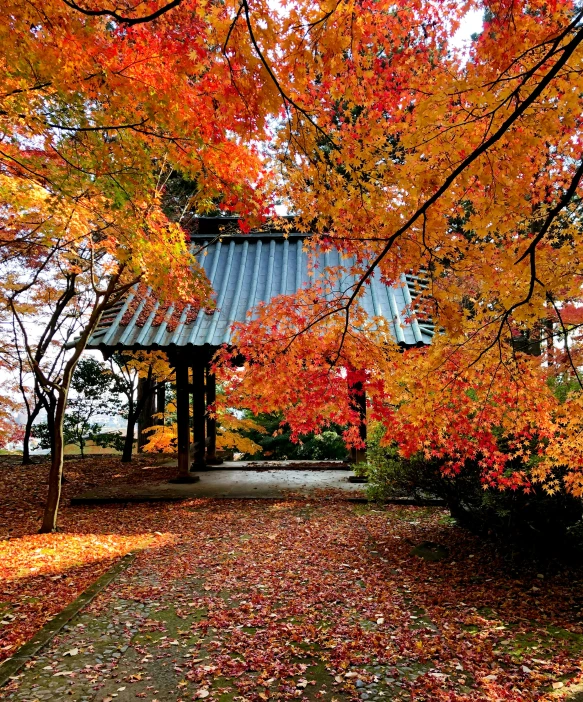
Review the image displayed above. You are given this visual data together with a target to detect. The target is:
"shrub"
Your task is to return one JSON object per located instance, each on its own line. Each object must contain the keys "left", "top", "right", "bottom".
{"left": 360, "top": 424, "right": 583, "bottom": 556}
{"left": 240, "top": 412, "right": 349, "bottom": 461}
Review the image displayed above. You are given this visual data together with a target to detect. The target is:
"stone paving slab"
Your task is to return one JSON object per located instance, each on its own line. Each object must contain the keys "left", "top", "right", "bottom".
{"left": 72, "top": 469, "right": 365, "bottom": 504}
{"left": 0, "top": 555, "right": 136, "bottom": 687}
{"left": 165, "top": 461, "right": 353, "bottom": 471}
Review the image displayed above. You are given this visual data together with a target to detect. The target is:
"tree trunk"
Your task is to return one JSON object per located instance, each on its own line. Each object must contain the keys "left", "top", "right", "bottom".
{"left": 349, "top": 379, "right": 367, "bottom": 464}
{"left": 35, "top": 267, "right": 133, "bottom": 533}
{"left": 43, "top": 395, "right": 57, "bottom": 458}
{"left": 121, "top": 400, "right": 136, "bottom": 463}
{"left": 22, "top": 421, "right": 34, "bottom": 465}
{"left": 122, "top": 383, "right": 156, "bottom": 463}
{"left": 21, "top": 402, "right": 41, "bottom": 465}
{"left": 40, "top": 389, "right": 67, "bottom": 533}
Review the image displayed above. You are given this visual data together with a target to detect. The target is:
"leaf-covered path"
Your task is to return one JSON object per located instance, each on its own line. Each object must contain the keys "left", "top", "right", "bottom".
{"left": 2, "top": 488, "right": 583, "bottom": 701}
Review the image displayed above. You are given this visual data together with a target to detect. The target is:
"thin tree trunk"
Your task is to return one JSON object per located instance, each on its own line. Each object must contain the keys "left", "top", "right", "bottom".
{"left": 121, "top": 401, "right": 136, "bottom": 463}
{"left": 22, "top": 403, "right": 41, "bottom": 465}
{"left": 22, "top": 421, "right": 34, "bottom": 465}
{"left": 122, "top": 383, "right": 156, "bottom": 463}
{"left": 40, "top": 394, "right": 57, "bottom": 458}
{"left": 38, "top": 268, "right": 133, "bottom": 533}
{"left": 40, "top": 389, "right": 66, "bottom": 533}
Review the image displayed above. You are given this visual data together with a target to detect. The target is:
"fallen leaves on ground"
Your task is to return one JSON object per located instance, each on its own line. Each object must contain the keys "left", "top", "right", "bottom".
{"left": 1, "top": 458, "right": 583, "bottom": 701}
{"left": 0, "top": 455, "right": 175, "bottom": 659}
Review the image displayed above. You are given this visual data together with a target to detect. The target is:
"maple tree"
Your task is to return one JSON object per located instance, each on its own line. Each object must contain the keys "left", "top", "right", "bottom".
{"left": 0, "top": 0, "right": 269, "bottom": 530}
{"left": 4, "top": 276, "right": 98, "bottom": 464}
{"left": 141, "top": 382, "right": 265, "bottom": 456}
{"left": 213, "top": 0, "right": 583, "bottom": 498}
{"left": 2, "top": 0, "right": 583, "bottom": 525}
{"left": 107, "top": 351, "right": 174, "bottom": 462}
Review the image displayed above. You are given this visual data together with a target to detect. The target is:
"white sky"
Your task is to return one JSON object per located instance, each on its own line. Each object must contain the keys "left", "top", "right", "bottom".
{"left": 452, "top": 8, "right": 484, "bottom": 50}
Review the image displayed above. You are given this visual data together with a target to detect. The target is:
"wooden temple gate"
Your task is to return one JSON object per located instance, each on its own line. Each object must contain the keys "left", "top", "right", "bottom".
{"left": 88, "top": 218, "right": 434, "bottom": 481}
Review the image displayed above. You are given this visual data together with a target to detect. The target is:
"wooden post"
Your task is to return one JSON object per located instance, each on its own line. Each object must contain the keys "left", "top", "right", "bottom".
{"left": 205, "top": 364, "right": 222, "bottom": 464}
{"left": 137, "top": 376, "right": 155, "bottom": 452}
{"left": 191, "top": 360, "right": 206, "bottom": 469}
{"left": 350, "top": 381, "right": 367, "bottom": 464}
{"left": 175, "top": 358, "right": 192, "bottom": 480}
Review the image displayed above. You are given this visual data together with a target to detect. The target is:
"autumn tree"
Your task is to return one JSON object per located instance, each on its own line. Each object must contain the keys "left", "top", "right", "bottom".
{"left": 4, "top": 0, "right": 583, "bottom": 517}
{"left": 43, "top": 357, "right": 121, "bottom": 459}
{"left": 216, "top": 0, "right": 583, "bottom": 497}
{"left": 107, "top": 351, "right": 174, "bottom": 463}
{"left": 0, "top": 0, "right": 272, "bottom": 530}
{"left": 33, "top": 358, "right": 121, "bottom": 459}
{"left": 3, "top": 266, "right": 99, "bottom": 464}
{"left": 51, "top": 0, "right": 583, "bottom": 496}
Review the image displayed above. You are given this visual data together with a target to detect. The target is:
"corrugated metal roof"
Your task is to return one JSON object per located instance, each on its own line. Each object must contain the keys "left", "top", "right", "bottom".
{"left": 88, "top": 234, "right": 435, "bottom": 352}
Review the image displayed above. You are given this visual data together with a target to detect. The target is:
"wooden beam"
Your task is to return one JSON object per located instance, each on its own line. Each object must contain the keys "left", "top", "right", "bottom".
{"left": 191, "top": 360, "right": 206, "bottom": 469}
{"left": 205, "top": 364, "right": 222, "bottom": 464}
{"left": 175, "top": 358, "right": 191, "bottom": 479}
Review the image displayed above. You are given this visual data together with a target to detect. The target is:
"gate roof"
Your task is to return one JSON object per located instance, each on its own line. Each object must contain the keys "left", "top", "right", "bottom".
{"left": 88, "top": 220, "right": 434, "bottom": 352}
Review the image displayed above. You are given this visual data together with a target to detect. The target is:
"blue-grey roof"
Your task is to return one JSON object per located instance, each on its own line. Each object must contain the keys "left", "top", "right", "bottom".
{"left": 88, "top": 234, "right": 434, "bottom": 351}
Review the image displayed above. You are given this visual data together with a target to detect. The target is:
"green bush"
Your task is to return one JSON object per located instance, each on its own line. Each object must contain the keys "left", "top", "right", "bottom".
{"left": 360, "top": 424, "right": 583, "bottom": 555}
{"left": 240, "top": 412, "right": 349, "bottom": 461}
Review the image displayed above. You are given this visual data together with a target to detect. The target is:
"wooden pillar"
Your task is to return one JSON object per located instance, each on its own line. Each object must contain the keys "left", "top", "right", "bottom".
{"left": 350, "top": 381, "right": 367, "bottom": 464}
{"left": 205, "top": 364, "right": 222, "bottom": 464}
{"left": 175, "top": 358, "right": 191, "bottom": 479}
{"left": 137, "top": 375, "right": 155, "bottom": 452}
{"left": 191, "top": 360, "right": 206, "bottom": 469}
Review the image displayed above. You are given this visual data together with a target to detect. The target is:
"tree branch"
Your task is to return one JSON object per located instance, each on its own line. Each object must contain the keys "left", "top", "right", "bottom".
{"left": 61, "top": 0, "right": 183, "bottom": 25}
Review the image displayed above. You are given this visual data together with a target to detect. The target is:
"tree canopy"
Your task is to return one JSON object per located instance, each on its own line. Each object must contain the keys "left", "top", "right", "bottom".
{"left": 1, "top": 0, "right": 583, "bottom": 525}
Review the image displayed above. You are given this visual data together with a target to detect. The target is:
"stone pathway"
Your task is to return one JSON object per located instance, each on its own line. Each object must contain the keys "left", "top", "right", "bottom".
{"left": 3, "top": 563, "right": 341, "bottom": 702}
{"left": 1, "top": 500, "right": 387, "bottom": 702}
{"left": 0, "top": 500, "right": 447, "bottom": 702}
{"left": 1, "top": 567, "right": 426, "bottom": 702}
{"left": 6, "top": 499, "right": 571, "bottom": 702}
{"left": 71, "top": 469, "right": 365, "bottom": 504}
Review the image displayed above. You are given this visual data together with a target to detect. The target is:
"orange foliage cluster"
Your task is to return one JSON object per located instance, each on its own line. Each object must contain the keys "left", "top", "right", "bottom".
{"left": 2, "top": 0, "right": 583, "bottom": 503}
{"left": 213, "top": 0, "right": 583, "bottom": 497}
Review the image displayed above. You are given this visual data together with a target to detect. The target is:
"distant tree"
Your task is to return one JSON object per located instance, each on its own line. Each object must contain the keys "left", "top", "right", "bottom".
{"left": 107, "top": 351, "right": 174, "bottom": 463}
{"left": 3, "top": 270, "right": 95, "bottom": 464}
{"left": 1, "top": 0, "right": 261, "bottom": 532}
{"left": 34, "top": 358, "right": 121, "bottom": 458}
